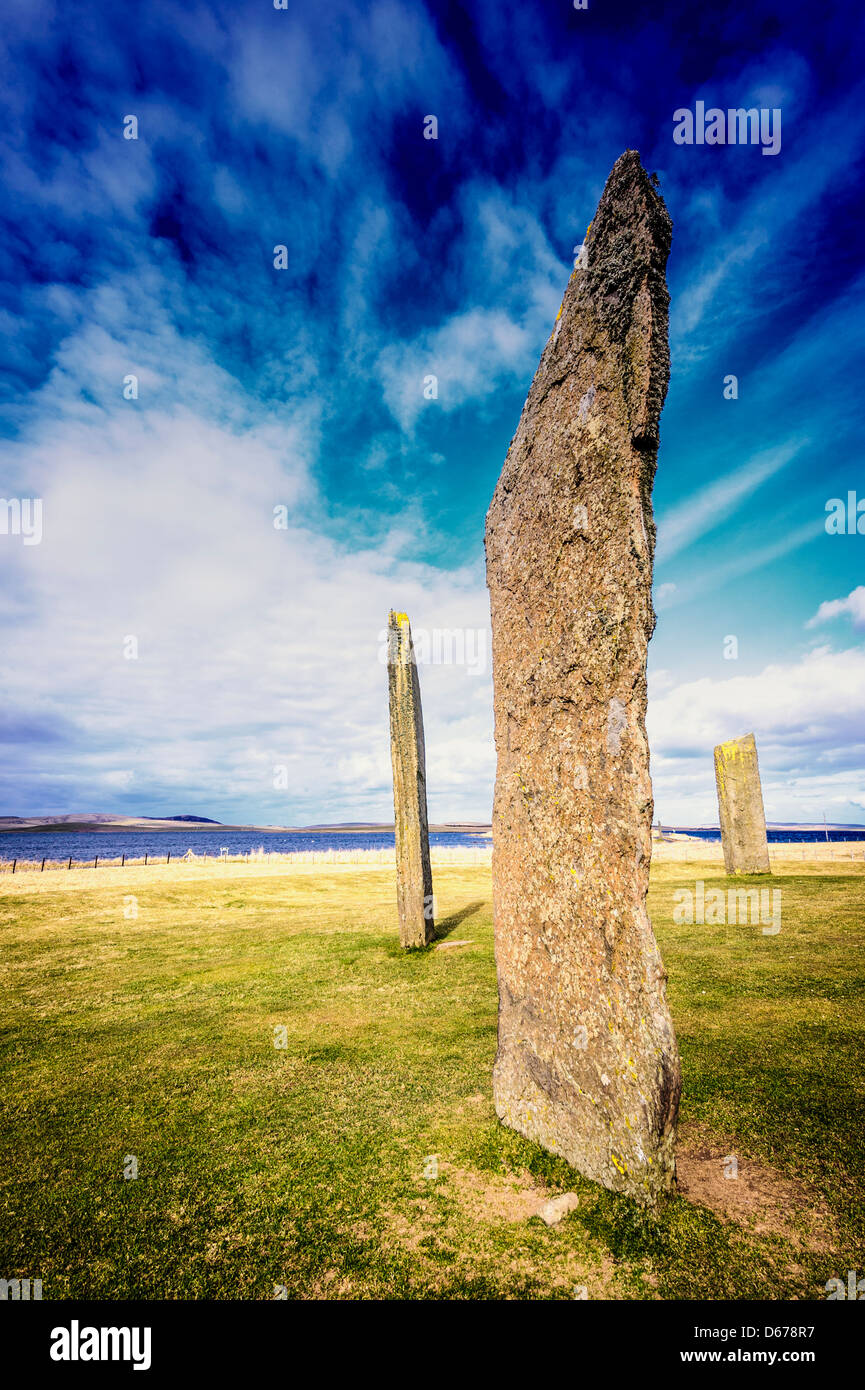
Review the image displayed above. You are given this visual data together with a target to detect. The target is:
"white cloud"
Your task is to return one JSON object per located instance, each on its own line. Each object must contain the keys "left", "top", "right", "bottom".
{"left": 226, "top": 0, "right": 458, "bottom": 176}
{"left": 807, "top": 586, "right": 865, "bottom": 631}
{"left": 2, "top": 317, "right": 493, "bottom": 822}
{"left": 377, "top": 306, "right": 534, "bottom": 430}
{"left": 648, "top": 644, "right": 865, "bottom": 824}
{"left": 375, "top": 186, "right": 565, "bottom": 430}
{"left": 8, "top": 312, "right": 863, "bottom": 829}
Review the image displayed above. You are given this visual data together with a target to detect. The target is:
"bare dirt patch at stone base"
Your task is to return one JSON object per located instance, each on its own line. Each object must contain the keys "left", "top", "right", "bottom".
{"left": 677, "top": 1127, "right": 838, "bottom": 1253}
{"left": 440, "top": 1161, "right": 548, "bottom": 1222}
{"left": 380, "top": 1161, "right": 625, "bottom": 1298}
{"left": 384, "top": 1161, "right": 547, "bottom": 1242}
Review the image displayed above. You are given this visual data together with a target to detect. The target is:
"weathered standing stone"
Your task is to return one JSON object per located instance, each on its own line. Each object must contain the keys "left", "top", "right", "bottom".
{"left": 714, "top": 733, "right": 771, "bottom": 875}
{"left": 484, "top": 151, "right": 680, "bottom": 1209}
{"left": 387, "top": 610, "right": 434, "bottom": 947}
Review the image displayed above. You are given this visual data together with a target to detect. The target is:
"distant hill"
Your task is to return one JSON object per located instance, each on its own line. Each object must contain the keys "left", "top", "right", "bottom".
{"left": 295, "top": 821, "right": 490, "bottom": 829}
{"left": 0, "top": 814, "right": 491, "bottom": 836}
{"left": 142, "top": 815, "right": 221, "bottom": 824}
{"left": 0, "top": 813, "right": 223, "bottom": 831}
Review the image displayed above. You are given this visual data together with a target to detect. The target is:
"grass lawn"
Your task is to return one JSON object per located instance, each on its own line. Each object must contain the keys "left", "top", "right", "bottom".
{"left": 1, "top": 857, "right": 863, "bottom": 1300}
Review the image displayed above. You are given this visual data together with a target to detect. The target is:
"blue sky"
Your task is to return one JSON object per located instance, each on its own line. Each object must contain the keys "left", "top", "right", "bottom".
{"left": 1, "top": 0, "right": 863, "bottom": 826}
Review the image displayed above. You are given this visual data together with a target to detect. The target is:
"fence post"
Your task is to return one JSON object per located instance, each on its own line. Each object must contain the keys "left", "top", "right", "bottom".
{"left": 41, "top": 857, "right": 46, "bottom": 871}
{"left": 94, "top": 856, "right": 98, "bottom": 868}
{"left": 68, "top": 856, "right": 72, "bottom": 870}
{"left": 167, "top": 852, "right": 171, "bottom": 865}
{"left": 12, "top": 859, "right": 16, "bottom": 874}
{"left": 121, "top": 854, "right": 125, "bottom": 867}
{"left": 144, "top": 853, "right": 148, "bottom": 865}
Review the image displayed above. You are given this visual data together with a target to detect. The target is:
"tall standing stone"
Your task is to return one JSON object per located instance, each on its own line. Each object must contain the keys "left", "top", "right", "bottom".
{"left": 484, "top": 151, "right": 680, "bottom": 1209}
{"left": 714, "top": 733, "right": 771, "bottom": 875}
{"left": 387, "top": 610, "right": 434, "bottom": 947}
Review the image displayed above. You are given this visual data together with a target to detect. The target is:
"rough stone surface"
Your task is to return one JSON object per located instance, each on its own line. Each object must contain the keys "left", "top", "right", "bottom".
{"left": 387, "top": 610, "right": 434, "bottom": 947}
{"left": 714, "top": 733, "right": 771, "bottom": 875}
{"left": 484, "top": 151, "right": 681, "bottom": 1210}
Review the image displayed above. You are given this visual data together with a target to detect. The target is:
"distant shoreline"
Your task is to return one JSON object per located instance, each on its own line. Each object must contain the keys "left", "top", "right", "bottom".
{"left": 1, "top": 816, "right": 862, "bottom": 837}
{"left": 1, "top": 811, "right": 865, "bottom": 834}
{"left": 0, "top": 818, "right": 494, "bottom": 836}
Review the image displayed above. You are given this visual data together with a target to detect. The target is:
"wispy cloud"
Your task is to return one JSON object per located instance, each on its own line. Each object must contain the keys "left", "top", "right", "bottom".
{"left": 656, "top": 517, "right": 825, "bottom": 611}
{"left": 374, "top": 186, "right": 566, "bottom": 429}
{"left": 655, "top": 439, "right": 806, "bottom": 563}
{"left": 0, "top": 0, "right": 863, "bottom": 824}
{"left": 669, "top": 72, "right": 865, "bottom": 360}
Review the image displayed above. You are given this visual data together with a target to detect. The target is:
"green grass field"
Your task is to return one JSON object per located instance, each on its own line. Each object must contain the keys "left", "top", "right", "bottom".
{"left": 1, "top": 857, "right": 863, "bottom": 1300}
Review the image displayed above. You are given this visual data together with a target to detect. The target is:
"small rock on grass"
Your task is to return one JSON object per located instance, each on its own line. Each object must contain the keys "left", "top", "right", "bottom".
{"left": 535, "top": 1192, "right": 580, "bottom": 1226}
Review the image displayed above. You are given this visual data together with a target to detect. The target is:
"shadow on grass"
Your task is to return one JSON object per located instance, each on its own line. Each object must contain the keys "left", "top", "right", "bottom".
{"left": 433, "top": 900, "right": 486, "bottom": 942}
{"left": 384, "top": 899, "right": 487, "bottom": 957}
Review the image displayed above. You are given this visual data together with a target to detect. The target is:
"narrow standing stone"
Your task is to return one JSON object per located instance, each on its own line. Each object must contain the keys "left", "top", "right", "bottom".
{"left": 484, "top": 151, "right": 680, "bottom": 1210}
{"left": 387, "top": 610, "right": 434, "bottom": 947}
{"left": 714, "top": 733, "right": 771, "bottom": 875}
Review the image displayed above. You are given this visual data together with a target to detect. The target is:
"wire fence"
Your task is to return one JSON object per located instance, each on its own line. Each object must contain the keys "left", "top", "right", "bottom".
{"left": 0, "top": 844, "right": 497, "bottom": 874}
{"left": 651, "top": 839, "right": 865, "bottom": 864}
{"left": 1, "top": 840, "right": 862, "bottom": 876}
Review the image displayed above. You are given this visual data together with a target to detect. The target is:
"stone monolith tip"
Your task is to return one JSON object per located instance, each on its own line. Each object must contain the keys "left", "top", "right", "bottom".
{"left": 484, "top": 150, "right": 681, "bottom": 1210}
{"left": 387, "top": 610, "right": 434, "bottom": 948}
{"left": 714, "top": 733, "right": 771, "bottom": 875}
